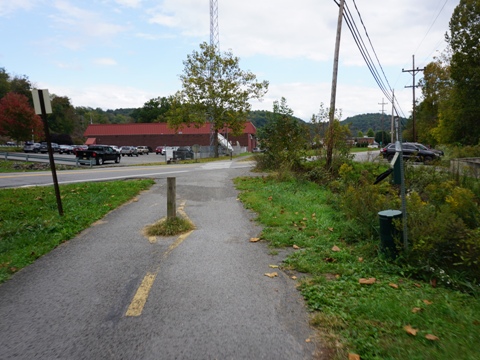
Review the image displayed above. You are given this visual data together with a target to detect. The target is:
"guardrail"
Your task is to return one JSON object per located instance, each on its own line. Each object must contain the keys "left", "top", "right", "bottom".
{"left": 0, "top": 151, "right": 94, "bottom": 167}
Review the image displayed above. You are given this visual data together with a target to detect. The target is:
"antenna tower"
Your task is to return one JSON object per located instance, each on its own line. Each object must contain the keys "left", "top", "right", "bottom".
{"left": 210, "top": 0, "right": 219, "bottom": 51}
{"left": 209, "top": 0, "right": 220, "bottom": 153}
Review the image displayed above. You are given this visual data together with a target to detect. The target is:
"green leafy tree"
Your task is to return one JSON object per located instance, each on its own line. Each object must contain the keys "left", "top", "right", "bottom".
{"left": 0, "top": 69, "right": 33, "bottom": 104}
{"left": 167, "top": 42, "right": 268, "bottom": 157}
{"left": 357, "top": 130, "right": 364, "bottom": 137}
{"left": 257, "top": 97, "right": 308, "bottom": 172}
{"left": 442, "top": 0, "right": 480, "bottom": 144}
{"left": 374, "top": 130, "right": 389, "bottom": 146}
{"left": 367, "top": 128, "right": 374, "bottom": 137}
{"left": 131, "top": 96, "right": 171, "bottom": 123}
{"left": 0, "top": 68, "right": 10, "bottom": 100}
{"left": 48, "top": 95, "right": 76, "bottom": 135}
{"left": 0, "top": 93, "right": 43, "bottom": 141}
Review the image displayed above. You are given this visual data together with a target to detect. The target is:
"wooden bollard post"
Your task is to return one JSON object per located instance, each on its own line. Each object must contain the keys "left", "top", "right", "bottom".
{"left": 167, "top": 177, "right": 176, "bottom": 220}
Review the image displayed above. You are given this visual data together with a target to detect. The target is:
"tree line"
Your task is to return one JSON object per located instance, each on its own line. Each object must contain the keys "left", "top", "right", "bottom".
{"left": 409, "top": 0, "right": 480, "bottom": 146}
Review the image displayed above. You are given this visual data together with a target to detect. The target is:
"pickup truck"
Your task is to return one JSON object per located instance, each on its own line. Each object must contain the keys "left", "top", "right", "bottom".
{"left": 136, "top": 146, "right": 149, "bottom": 155}
{"left": 76, "top": 145, "right": 121, "bottom": 165}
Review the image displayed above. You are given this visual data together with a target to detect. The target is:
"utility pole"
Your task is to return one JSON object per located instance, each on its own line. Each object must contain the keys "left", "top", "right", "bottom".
{"left": 379, "top": 98, "right": 388, "bottom": 145}
{"left": 391, "top": 90, "right": 395, "bottom": 144}
{"left": 326, "top": 0, "right": 345, "bottom": 170}
{"left": 402, "top": 55, "right": 424, "bottom": 142}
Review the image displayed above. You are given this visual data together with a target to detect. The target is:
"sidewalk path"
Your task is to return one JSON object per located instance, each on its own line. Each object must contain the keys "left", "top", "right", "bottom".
{"left": 0, "top": 162, "right": 318, "bottom": 359}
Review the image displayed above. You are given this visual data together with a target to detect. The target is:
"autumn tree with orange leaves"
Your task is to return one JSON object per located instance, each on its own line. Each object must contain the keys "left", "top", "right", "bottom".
{"left": 0, "top": 92, "right": 43, "bottom": 142}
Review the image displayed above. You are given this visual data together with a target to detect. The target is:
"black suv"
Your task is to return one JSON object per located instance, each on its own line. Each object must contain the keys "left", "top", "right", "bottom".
{"left": 380, "top": 142, "right": 441, "bottom": 163}
{"left": 173, "top": 147, "right": 194, "bottom": 160}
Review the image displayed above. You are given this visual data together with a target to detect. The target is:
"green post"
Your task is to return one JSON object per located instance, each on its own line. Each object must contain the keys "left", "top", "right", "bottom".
{"left": 393, "top": 156, "right": 402, "bottom": 185}
{"left": 378, "top": 210, "right": 402, "bottom": 259}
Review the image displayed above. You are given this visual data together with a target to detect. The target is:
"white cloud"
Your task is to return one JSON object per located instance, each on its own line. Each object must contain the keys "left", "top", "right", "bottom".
{"left": 0, "top": 0, "right": 37, "bottom": 17}
{"left": 93, "top": 58, "right": 118, "bottom": 66}
{"left": 114, "top": 0, "right": 142, "bottom": 8}
{"left": 40, "top": 83, "right": 157, "bottom": 110}
{"left": 4, "top": 0, "right": 457, "bottom": 120}
{"left": 49, "top": 0, "right": 129, "bottom": 49}
{"left": 251, "top": 80, "right": 412, "bottom": 121}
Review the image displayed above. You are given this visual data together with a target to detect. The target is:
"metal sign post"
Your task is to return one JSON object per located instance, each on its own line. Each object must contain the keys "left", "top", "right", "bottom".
{"left": 32, "top": 89, "right": 64, "bottom": 216}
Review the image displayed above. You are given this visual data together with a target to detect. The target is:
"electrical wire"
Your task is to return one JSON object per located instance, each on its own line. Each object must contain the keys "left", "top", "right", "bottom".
{"left": 333, "top": 0, "right": 405, "bottom": 117}
{"left": 414, "top": 0, "right": 450, "bottom": 59}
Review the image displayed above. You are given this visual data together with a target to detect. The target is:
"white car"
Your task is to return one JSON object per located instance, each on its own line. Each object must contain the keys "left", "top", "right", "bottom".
{"left": 136, "top": 146, "right": 149, "bottom": 155}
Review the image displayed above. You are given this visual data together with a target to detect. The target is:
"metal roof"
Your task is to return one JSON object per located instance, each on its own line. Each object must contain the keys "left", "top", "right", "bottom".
{"left": 84, "top": 122, "right": 257, "bottom": 137}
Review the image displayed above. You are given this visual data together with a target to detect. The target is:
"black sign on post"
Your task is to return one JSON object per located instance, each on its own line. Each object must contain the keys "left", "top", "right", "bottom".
{"left": 32, "top": 89, "right": 64, "bottom": 216}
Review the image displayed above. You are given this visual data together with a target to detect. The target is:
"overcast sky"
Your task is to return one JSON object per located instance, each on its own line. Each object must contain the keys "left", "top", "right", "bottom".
{"left": 0, "top": 0, "right": 458, "bottom": 120}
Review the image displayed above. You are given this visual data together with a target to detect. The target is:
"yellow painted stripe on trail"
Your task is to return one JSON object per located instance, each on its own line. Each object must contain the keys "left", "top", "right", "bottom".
{"left": 125, "top": 272, "right": 157, "bottom": 317}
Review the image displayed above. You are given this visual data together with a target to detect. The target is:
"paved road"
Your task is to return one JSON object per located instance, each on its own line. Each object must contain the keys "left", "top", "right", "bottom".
{"left": 0, "top": 161, "right": 318, "bottom": 359}
{"left": 0, "top": 159, "right": 253, "bottom": 189}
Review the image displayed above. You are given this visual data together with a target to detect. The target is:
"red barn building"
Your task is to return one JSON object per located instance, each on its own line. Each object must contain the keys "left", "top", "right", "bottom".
{"left": 83, "top": 122, "right": 258, "bottom": 151}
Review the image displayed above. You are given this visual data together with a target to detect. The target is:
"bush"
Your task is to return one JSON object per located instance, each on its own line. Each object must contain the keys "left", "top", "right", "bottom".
{"left": 325, "top": 160, "right": 480, "bottom": 289}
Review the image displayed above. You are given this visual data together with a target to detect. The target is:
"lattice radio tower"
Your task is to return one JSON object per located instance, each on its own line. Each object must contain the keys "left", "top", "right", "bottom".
{"left": 209, "top": 0, "right": 220, "bottom": 150}
{"left": 210, "top": 0, "right": 219, "bottom": 51}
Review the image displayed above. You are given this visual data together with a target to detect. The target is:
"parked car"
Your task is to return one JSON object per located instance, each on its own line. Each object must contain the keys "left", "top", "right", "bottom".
{"left": 39, "top": 142, "right": 60, "bottom": 153}
{"left": 23, "top": 141, "right": 41, "bottom": 153}
{"left": 380, "top": 142, "right": 440, "bottom": 163}
{"left": 136, "top": 146, "right": 149, "bottom": 155}
{"left": 155, "top": 146, "right": 165, "bottom": 155}
{"left": 72, "top": 145, "right": 88, "bottom": 155}
{"left": 173, "top": 146, "right": 194, "bottom": 160}
{"left": 59, "top": 145, "right": 74, "bottom": 154}
{"left": 413, "top": 142, "right": 444, "bottom": 157}
{"left": 120, "top": 146, "right": 139, "bottom": 157}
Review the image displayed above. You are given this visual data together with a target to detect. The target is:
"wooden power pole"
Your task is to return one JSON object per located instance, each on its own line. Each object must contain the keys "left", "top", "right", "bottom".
{"left": 402, "top": 55, "right": 424, "bottom": 142}
{"left": 379, "top": 98, "right": 388, "bottom": 145}
{"left": 326, "top": 0, "right": 345, "bottom": 170}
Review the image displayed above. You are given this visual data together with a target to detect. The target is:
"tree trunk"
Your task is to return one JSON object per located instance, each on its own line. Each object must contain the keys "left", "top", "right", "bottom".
{"left": 214, "top": 128, "right": 219, "bottom": 158}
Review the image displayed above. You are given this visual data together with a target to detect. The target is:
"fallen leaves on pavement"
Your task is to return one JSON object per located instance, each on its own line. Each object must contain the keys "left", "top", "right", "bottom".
{"left": 264, "top": 272, "right": 278, "bottom": 278}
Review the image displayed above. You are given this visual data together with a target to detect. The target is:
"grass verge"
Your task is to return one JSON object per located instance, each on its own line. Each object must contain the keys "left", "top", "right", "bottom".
{"left": 0, "top": 160, "right": 76, "bottom": 172}
{"left": 234, "top": 175, "right": 480, "bottom": 360}
{"left": 0, "top": 179, "right": 154, "bottom": 283}
{"left": 145, "top": 216, "right": 195, "bottom": 236}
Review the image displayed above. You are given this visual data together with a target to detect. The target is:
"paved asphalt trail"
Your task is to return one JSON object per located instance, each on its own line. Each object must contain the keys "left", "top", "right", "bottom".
{"left": 0, "top": 162, "right": 318, "bottom": 359}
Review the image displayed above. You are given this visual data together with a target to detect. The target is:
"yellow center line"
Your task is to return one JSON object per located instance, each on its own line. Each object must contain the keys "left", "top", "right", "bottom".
{"left": 125, "top": 272, "right": 157, "bottom": 317}
{"left": 125, "top": 201, "right": 194, "bottom": 317}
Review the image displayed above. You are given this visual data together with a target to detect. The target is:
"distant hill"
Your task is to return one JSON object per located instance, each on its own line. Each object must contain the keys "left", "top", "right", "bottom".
{"left": 341, "top": 113, "right": 403, "bottom": 134}
{"left": 249, "top": 110, "right": 307, "bottom": 129}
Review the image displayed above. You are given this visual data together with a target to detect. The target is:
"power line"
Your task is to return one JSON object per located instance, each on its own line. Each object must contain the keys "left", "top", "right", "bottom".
{"left": 333, "top": 0, "right": 405, "bottom": 118}
{"left": 414, "top": 0, "right": 450, "bottom": 57}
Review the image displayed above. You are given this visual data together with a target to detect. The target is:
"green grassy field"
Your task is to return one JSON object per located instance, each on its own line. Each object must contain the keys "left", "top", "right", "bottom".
{"left": 0, "top": 179, "right": 154, "bottom": 283}
{"left": 234, "top": 175, "right": 480, "bottom": 360}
